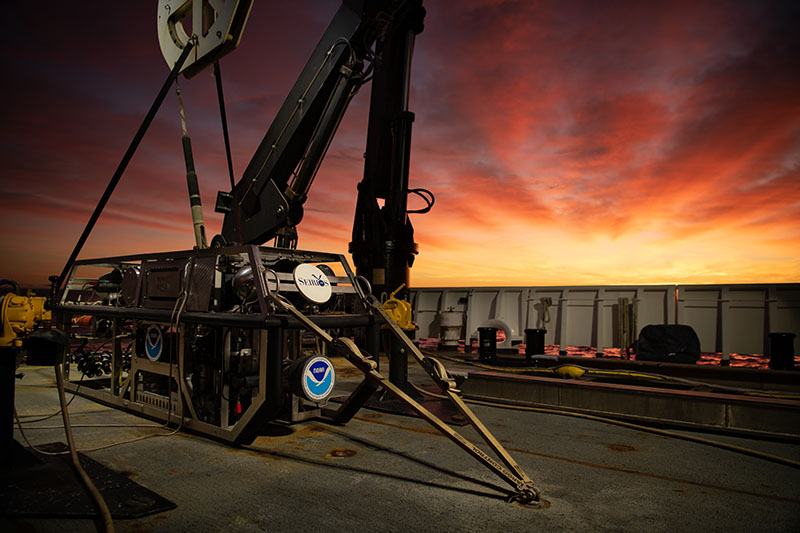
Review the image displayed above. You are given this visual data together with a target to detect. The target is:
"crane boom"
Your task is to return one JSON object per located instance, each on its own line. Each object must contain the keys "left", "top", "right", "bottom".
{"left": 215, "top": 0, "right": 426, "bottom": 268}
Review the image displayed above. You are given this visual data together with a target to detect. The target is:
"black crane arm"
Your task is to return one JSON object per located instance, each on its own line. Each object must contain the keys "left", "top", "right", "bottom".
{"left": 216, "top": 0, "right": 420, "bottom": 248}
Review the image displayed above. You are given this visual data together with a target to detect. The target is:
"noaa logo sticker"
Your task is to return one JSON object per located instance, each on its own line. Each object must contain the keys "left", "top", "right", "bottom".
{"left": 293, "top": 263, "right": 332, "bottom": 304}
{"left": 145, "top": 325, "right": 163, "bottom": 361}
{"left": 302, "top": 356, "right": 335, "bottom": 401}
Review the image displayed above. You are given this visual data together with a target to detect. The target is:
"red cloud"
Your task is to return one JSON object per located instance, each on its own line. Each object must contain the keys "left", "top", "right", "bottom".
{"left": 2, "top": 1, "right": 798, "bottom": 287}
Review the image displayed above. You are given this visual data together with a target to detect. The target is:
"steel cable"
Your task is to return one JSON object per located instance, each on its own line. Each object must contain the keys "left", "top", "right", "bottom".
{"left": 411, "top": 383, "right": 800, "bottom": 470}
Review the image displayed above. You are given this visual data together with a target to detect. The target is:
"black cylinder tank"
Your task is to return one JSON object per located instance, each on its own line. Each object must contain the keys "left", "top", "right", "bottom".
{"left": 768, "top": 332, "right": 796, "bottom": 370}
{"left": 478, "top": 327, "right": 498, "bottom": 361}
{"left": 524, "top": 328, "right": 547, "bottom": 360}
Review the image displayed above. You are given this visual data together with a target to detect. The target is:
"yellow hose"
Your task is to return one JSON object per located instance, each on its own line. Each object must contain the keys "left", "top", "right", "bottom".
{"left": 425, "top": 351, "right": 800, "bottom": 400}
{"left": 554, "top": 366, "right": 585, "bottom": 379}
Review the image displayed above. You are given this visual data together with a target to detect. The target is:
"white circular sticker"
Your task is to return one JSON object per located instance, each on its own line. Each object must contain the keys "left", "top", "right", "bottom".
{"left": 293, "top": 263, "right": 332, "bottom": 304}
{"left": 301, "top": 356, "right": 336, "bottom": 401}
{"left": 145, "top": 324, "right": 163, "bottom": 362}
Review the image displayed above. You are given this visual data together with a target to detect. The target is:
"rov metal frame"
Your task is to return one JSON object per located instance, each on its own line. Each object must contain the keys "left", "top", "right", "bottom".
{"left": 56, "top": 245, "right": 371, "bottom": 443}
{"left": 54, "top": 245, "right": 541, "bottom": 504}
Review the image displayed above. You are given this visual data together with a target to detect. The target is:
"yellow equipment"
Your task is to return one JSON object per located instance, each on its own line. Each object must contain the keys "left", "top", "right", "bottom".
{"left": 1, "top": 289, "right": 51, "bottom": 348}
{"left": 382, "top": 284, "right": 416, "bottom": 331}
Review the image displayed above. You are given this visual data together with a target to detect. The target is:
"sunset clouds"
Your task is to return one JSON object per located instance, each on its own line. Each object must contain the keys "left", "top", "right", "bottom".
{"left": 1, "top": 1, "right": 798, "bottom": 287}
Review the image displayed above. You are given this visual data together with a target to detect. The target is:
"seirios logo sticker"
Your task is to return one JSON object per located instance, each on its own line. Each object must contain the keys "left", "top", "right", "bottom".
{"left": 302, "top": 356, "right": 335, "bottom": 401}
{"left": 145, "top": 325, "right": 163, "bottom": 361}
{"left": 293, "top": 263, "right": 332, "bottom": 304}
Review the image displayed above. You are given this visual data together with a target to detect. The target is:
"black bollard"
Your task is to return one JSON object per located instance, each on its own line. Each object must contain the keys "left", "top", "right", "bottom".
{"left": 768, "top": 332, "right": 796, "bottom": 370}
{"left": 478, "top": 327, "right": 498, "bottom": 361}
{"left": 524, "top": 328, "right": 547, "bottom": 362}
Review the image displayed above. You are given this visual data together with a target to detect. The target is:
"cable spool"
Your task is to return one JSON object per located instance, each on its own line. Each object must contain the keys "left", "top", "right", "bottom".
{"left": 382, "top": 284, "right": 415, "bottom": 330}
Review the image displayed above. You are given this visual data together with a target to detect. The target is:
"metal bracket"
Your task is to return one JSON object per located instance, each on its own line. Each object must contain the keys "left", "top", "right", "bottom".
{"left": 158, "top": 0, "right": 253, "bottom": 78}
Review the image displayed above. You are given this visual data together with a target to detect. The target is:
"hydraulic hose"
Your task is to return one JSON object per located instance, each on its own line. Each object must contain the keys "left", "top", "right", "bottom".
{"left": 54, "top": 362, "right": 114, "bottom": 532}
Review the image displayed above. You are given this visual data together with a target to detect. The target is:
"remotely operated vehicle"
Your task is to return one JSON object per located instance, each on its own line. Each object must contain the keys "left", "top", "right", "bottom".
{"left": 23, "top": 0, "right": 542, "bottom": 504}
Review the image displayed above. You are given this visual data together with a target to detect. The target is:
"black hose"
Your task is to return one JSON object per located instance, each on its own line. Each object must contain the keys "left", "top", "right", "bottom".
{"left": 407, "top": 188, "right": 435, "bottom": 214}
{"left": 54, "top": 363, "right": 115, "bottom": 531}
{"left": 0, "top": 279, "right": 20, "bottom": 295}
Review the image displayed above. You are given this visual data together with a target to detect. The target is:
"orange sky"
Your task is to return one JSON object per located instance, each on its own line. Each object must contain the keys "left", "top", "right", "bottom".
{"left": 1, "top": 1, "right": 799, "bottom": 288}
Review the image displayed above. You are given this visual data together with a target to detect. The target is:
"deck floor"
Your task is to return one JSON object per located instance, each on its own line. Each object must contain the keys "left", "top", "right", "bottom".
{"left": 5, "top": 361, "right": 800, "bottom": 532}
